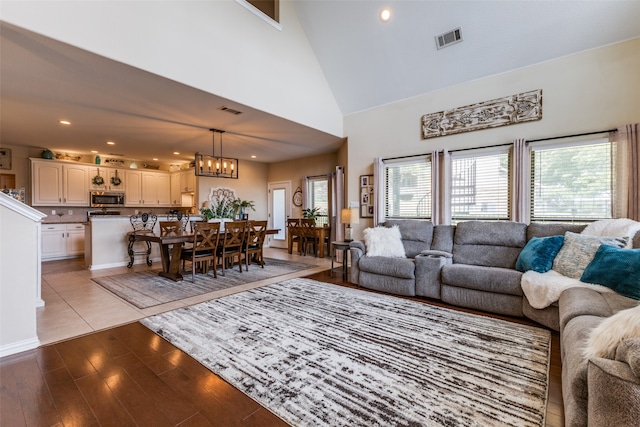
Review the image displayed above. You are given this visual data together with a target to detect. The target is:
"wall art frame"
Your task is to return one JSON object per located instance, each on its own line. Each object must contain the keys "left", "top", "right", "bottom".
{"left": 360, "top": 174, "right": 374, "bottom": 218}
{"left": 421, "top": 89, "right": 542, "bottom": 139}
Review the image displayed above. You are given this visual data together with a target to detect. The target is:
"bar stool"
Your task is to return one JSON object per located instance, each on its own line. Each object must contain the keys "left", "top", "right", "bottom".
{"left": 127, "top": 213, "right": 158, "bottom": 268}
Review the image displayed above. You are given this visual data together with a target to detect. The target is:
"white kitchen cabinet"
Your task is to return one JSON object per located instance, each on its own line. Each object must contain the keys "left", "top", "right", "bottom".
{"left": 125, "top": 170, "right": 171, "bottom": 207}
{"left": 180, "top": 169, "right": 195, "bottom": 193}
{"left": 31, "top": 159, "right": 89, "bottom": 206}
{"left": 170, "top": 172, "right": 181, "bottom": 206}
{"left": 125, "top": 170, "right": 143, "bottom": 206}
{"left": 88, "top": 167, "right": 126, "bottom": 192}
{"left": 41, "top": 223, "right": 85, "bottom": 260}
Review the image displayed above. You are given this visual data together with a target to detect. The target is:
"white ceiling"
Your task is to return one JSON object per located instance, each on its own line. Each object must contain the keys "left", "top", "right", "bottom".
{"left": 2, "top": 1, "right": 640, "bottom": 165}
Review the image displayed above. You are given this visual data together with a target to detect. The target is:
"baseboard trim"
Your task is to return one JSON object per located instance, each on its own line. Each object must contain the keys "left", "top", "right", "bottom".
{"left": 89, "top": 256, "right": 162, "bottom": 271}
{"left": 0, "top": 337, "right": 41, "bottom": 358}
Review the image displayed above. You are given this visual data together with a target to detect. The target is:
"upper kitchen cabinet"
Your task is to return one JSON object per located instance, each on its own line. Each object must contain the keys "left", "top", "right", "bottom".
{"left": 88, "top": 167, "right": 126, "bottom": 192}
{"left": 125, "top": 170, "right": 170, "bottom": 207}
{"left": 180, "top": 169, "right": 195, "bottom": 193}
{"left": 31, "top": 159, "right": 89, "bottom": 206}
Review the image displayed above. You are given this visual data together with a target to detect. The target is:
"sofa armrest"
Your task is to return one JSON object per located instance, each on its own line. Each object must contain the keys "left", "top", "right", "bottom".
{"left": 420, "top": 249, "right": 453, "bottom": 259}
{"left": 349, "top": 242, "right": 365, "bottom": 285}
{"left": 587, "top": 356, "right": 640, "bottom": 426}
{"left": 414, "top": 252, "right": 452, "bottom": 299}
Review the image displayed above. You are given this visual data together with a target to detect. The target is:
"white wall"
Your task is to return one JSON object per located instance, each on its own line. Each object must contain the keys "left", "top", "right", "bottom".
{"left": 0, "top": 197, "right": 44, "bottom": 356}
{"left": 344, "top": 38, "right": 640, "bottom": 238}
{"left": 0, "top": 0, "right": 343, "bottom": 138}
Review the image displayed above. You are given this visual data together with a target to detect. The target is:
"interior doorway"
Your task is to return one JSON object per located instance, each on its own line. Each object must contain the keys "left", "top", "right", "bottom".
{"left": 267, "top": 181, "right": 291, "bottom": 249}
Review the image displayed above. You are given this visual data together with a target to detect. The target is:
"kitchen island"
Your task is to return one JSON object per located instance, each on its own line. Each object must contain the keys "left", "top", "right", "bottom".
{"left": 85, "top": 215, "right": 201, "bottom": 270}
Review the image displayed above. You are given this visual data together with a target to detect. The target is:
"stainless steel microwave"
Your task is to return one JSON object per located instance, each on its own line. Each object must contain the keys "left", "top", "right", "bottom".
{"left": 90, "top": 191, "right": 125, "bottom": 207}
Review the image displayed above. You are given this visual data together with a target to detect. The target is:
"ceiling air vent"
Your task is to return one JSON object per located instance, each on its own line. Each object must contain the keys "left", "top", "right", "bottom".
{"left": 218, "top": 106, "right": 243, "bottom": 115}
{"left": 435, "top": 27, "right": 463, "bottom": 50}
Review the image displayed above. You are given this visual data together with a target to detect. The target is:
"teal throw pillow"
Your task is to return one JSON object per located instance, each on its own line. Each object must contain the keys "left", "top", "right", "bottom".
{"left": 516, "top": 235, "right": 565, "bottom": 273}
{"left": 580, "top": 245, "right": 640, "bottom": 300}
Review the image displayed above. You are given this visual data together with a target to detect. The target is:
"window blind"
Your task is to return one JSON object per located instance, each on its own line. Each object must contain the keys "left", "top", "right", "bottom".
{"left": 450, "top": 148, "right": 510, "bottom": 222}
{"left": 530, "top": 138, "right": 613, "bottom": 221}
{"left": 384, "top": 156, "right": 431, "bottom": 219}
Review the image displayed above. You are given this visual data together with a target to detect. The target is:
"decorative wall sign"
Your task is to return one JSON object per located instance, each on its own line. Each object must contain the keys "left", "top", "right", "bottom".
{"left": 421, "top": 89, "right": 542, "bottom": 139}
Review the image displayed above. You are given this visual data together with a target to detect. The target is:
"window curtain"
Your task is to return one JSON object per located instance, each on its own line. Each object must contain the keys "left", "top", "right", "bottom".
{"left": 329, "top": 166, "right": 345, "bottom": 242}
{"left": 511, "top": 138, "right": 530, "bottom": 224}
{"left": 373, "top": 157, "right": 385, "bottom": 225}
{"left": 431, "top": 150, "right": 451, "bottom": 225}
{"left": 614, "top": 124, "right": 640, "bottom": 221}
{"left": 301, "top": 176, "right": 309, "bottom": 211}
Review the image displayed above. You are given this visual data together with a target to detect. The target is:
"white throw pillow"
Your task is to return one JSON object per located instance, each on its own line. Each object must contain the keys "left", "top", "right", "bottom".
{"left": 363, "top": 226, "right": 406, "bottom": 258}
{"left": 584, "top": 305, "right": 640, "bottom": 360}
{"left": 582, "top": 218, "right": 640, "bottom": 248}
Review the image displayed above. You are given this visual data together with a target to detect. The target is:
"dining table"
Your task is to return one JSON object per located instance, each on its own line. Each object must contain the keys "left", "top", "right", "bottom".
{"left": 134, "top": 228, "right": 279, "bottom": 282}
{"left": 287, "top": 225, "right": 331, "bottom": 258}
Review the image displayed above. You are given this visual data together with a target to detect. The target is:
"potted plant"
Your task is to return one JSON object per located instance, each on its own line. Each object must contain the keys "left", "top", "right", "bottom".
{"left": 232, "top": 198, "right": 256, "bottom": 218}
{"left": 302, "top": 207, "right": 321, "bottom": 222}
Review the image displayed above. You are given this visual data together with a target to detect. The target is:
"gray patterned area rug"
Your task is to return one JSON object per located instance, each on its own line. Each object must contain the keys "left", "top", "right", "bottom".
{"left": 141, "top": 278, "right": 551, "bottom": 427}
{"left": 92, "top": 258, "right": 314, "bottom": 309}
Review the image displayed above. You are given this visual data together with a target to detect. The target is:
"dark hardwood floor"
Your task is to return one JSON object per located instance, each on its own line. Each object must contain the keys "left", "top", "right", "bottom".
{"left": 0, "top": 269, "right": 563, "bottom": 426}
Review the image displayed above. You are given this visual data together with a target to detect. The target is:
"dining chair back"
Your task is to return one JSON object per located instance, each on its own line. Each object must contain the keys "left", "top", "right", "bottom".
{"left": 159, "top": 221, "right": 182, "bottom": 236}
{"left": 300, "top": 218, "right": 319, "bottom": 256}
{"left": 180, "top": 222, "right": 221, "bottom": 281}
{"left": 243, "top": 220, "right": 267, "bottom": 270}
{"left": 287, "top": 218, "right": 302, "bottom": 254}
{"left": 218, "top": 221, "right": 246, "bottom": 275}
{"left": 167, "top": 211, "right": 190, "bottom": 231}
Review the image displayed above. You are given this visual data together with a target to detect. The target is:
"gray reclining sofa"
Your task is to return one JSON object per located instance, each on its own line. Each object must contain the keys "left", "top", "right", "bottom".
{"left": 349, "top": 219, "right": 640, "bottom": 426}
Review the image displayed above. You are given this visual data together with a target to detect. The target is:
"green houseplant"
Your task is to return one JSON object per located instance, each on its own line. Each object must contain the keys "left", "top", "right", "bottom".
{"left": 232, "top": 199, "right": 256, "bottom": 218}
{"left": 302, "top": 207, "right": 321, "bottom": 220}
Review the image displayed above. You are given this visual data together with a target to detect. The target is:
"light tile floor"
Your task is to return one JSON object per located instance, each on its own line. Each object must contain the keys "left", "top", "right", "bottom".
{"left": 38, "top": 247, "right": 333, "bottom": 345}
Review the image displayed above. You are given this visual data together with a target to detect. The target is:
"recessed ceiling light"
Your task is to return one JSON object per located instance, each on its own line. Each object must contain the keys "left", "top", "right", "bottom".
{"left": 106, "top": 141, "right": 115, "bottom": 145}
{"left": 173, "top": 152, "right": 180, "bottom": 155}
{"left": 379, "top": 8, "right": 391, "bottom": 22}
{"left": 59, "top": 120, "right": 71, "bottom": 125}
{"left": 153, "top": 158, "right": 158, "bottom": 161}
{"left": 91, "top": 150, "right": 98, "bottom": 154}
{"left": 251, "top": 155, "right": 257, "bottom": 159}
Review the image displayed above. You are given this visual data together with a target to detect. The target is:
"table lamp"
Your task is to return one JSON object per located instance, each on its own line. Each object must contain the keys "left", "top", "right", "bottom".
{"left": 341, "top": 208, "right": 359, "bottom": 242}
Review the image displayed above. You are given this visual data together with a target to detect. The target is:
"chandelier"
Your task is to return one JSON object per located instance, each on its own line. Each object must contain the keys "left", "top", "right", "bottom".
{"left": 195, "top": 129, "right": 238, "bottom": 179}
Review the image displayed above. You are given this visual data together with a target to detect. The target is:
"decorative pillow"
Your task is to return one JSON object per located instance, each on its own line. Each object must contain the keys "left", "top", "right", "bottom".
{"left": 552, "top": 232, "right": 626, "bottom": 279}
{"left": 363, "top": 225, "right": 406, "bottom": 258}
{"left": 583, "top": 305, "right": 640, "bottom": 360}
{"left": 582, "top": 218, "right": 640, "bottom": 248}
{"left": 580, "top": 245, "right": 640, "bottom": 300}
{"left": 516, "top": 235, "right": 564, "bottom": 273}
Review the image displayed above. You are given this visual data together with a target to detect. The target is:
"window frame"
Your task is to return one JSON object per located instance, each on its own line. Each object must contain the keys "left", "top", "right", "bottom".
{"left": 383, "top": 155, "right": 432, "bottom": 221}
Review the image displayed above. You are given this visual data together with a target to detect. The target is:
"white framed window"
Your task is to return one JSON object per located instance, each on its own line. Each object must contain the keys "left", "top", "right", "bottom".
{"left": 530, "top": 138, "right": 614, "bottom": 222}
{"left": 306, "top": 176, "right": 329, "bottom": 226}
{"left": 450, "top": 147, "right": 510, "bottom": 223}
{"left": 384, "top": 155, "right": 432, "bottom": 220}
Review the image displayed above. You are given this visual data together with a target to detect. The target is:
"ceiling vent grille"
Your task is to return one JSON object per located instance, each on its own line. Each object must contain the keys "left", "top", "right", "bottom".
{"left": 218, "top": 106, "right": 243, "bottom": 115}
{"left": 435, "top": 27, "right": 463, "bottom": 50}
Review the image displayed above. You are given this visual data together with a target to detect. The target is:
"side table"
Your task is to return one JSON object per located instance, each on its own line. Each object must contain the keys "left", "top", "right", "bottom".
{"left": 331, "top": 241, "right": 351, "bottom": 280}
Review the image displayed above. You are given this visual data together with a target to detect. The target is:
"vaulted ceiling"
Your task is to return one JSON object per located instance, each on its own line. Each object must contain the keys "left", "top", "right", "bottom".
{"left": 2, "top": 1, "right": 639, "bottom": 165}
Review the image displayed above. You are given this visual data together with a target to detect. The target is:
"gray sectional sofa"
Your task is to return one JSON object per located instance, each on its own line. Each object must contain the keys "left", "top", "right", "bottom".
{"left": 349, "top": 219, "right": 640, "bottom": 426}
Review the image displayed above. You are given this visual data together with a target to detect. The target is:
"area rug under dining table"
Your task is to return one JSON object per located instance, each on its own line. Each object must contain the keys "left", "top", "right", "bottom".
{"left": 141, "top": 278, "right": 551, "bottom": 427}
{"left": 91, "top": 258, "right": 315, "bottom": 309}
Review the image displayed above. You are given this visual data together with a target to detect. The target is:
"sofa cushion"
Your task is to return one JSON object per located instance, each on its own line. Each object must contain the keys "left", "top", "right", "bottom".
{"left": 559, "top": 287, "right": 638, "bottom": 333}
{"left": 452, "top": 221, "right": 527, "bottom": 268}
{"left": 516, "top": 235, "right": 564, "bottom": 273}
{"left": 527, "top": 222, "right": 585, "bottom": 240}
{"left": 581, "top": 245, "right": 640, "bottom": 300}
{"left": 363, "top": 226, "right": 406, "bottom": 258}
{"left": 358, "top": 256, "right": 415, "bottom": 279}
{"left": 552, "top": 232, "right": 627, "bottom": 279}
{"left": 441, "top": 264, "right": 523, "bottom": 296}
{"left": 385, "top": 220, "right": 434, "bottom": 258}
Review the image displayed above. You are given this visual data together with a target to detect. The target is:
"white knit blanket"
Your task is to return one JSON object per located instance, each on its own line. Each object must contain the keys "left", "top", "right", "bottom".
{"left": 521, "top": 270, "right": 613, "bottom": 309}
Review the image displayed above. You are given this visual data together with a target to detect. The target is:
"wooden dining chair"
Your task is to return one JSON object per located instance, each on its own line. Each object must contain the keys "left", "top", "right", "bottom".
{"left": 243, "top": 220, "right": 267, "bottom": 270}
{"left": 159, "top": 221, "right": 182, "bottom": 235}
{"left": 217, "top": 221, "right": 246, "bottom": 275}
{"left": 287, "top": 218, "right": 302, "bottom": 255}
{"left": 180, "top": 222, "right": 220, "bottom": 281}
{"left": 300, "top": 218, "right": 319, "bottom": 256}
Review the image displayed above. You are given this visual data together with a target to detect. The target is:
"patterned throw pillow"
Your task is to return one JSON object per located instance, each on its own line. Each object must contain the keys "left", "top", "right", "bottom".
{"left": 552, "top": 232, "right": 627, "bottom": 279}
